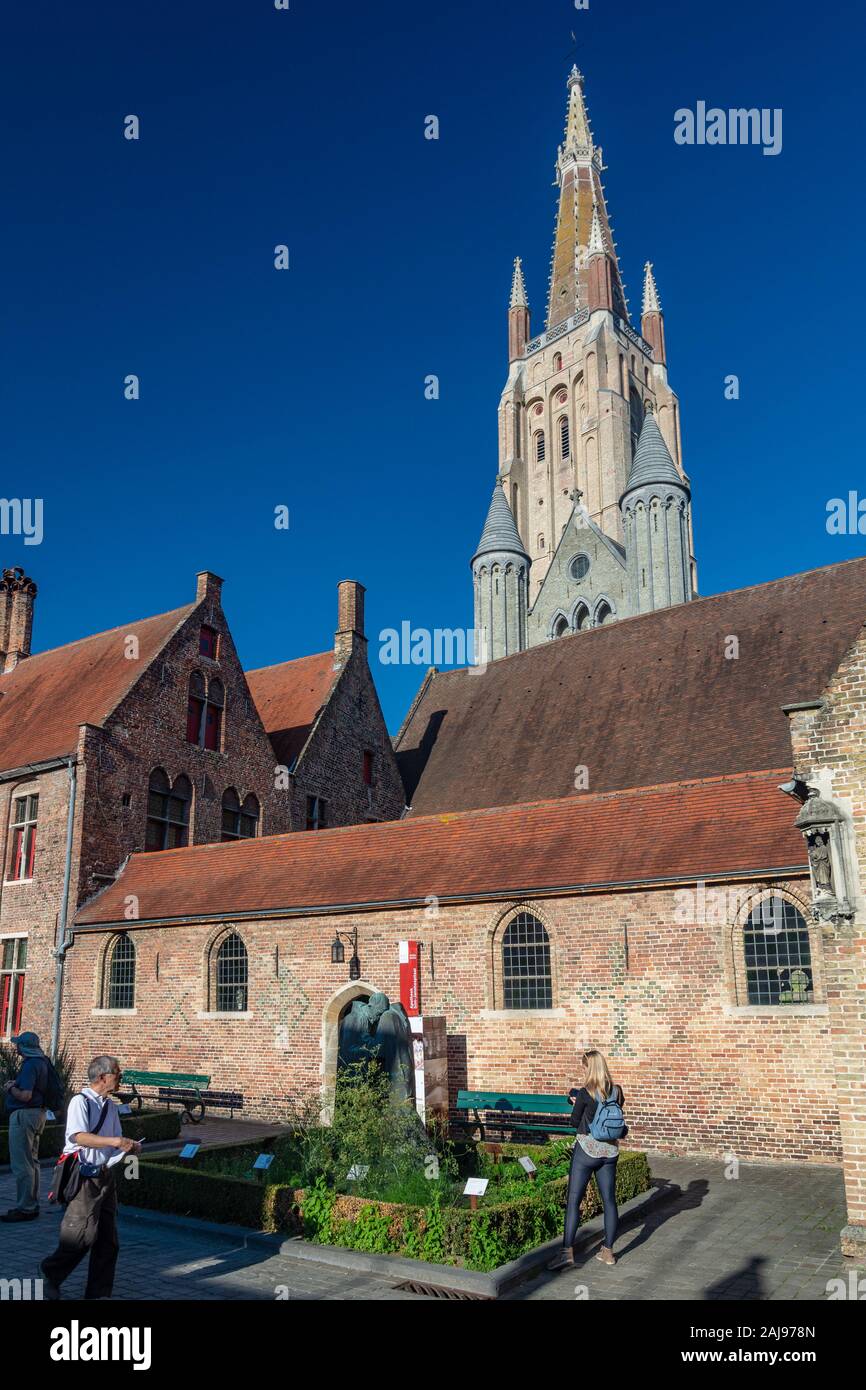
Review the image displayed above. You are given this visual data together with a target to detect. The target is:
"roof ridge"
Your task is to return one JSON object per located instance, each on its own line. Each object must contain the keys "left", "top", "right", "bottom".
{"left": 0, "top": 603, "right": 195, "bottom": 671}
{"left": 246, "top": 649, "right": 333, "bottom": 679}
{"left": 424, "top": 552, "right": 866, "bottom": 683}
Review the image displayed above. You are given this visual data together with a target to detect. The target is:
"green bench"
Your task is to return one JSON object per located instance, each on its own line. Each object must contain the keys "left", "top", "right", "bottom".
{"left": 456, "top": 1090, "right": 575, "bottom": 1142}
{"left": 122, "top": 1070, "right": 211, "bottom": 1125}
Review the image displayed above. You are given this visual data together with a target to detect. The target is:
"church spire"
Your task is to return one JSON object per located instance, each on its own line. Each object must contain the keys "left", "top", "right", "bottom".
{"left": 641, "top": 261, "right": 667, "bottom": 365}
{"left": 546, "top": 67, "right": 628, "bottom": 329}
{"left": 508, "top": 257, "right": 531, "bottom": 361}
{"left": 510, "top": 257, "right": 528, "bottom": 309}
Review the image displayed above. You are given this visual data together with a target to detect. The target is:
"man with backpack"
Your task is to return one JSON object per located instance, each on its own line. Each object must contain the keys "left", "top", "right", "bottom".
{"left": 1, "top": 1030, "right": 63, "bottom": 1223}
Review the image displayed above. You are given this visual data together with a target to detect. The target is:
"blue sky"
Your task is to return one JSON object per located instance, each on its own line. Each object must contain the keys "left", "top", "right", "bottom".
{"left": 2, "top": 0, "right": 864, "bottom": 730}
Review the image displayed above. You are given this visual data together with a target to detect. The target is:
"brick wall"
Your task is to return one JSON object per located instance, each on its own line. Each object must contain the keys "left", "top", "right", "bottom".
{"left": 786, "top": 623, "right": 866, "bottom": 1253}
{"left": 62, "top": 874, "right": 838, "bottom": 1165}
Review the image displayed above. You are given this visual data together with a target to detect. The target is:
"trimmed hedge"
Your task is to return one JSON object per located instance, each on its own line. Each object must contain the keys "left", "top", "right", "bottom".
{"left": 0, "top": 1108, "right": 181, "bottom": 1166}
{"left": 117, "top": 1140, "right": 651, "bottom": 1272}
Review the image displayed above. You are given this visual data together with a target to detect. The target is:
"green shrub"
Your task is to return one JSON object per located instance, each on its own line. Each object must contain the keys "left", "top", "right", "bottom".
{"left": 113, "top": 1134, "right": 651, "bottom": 1272}
{"left": 0, "top": 1108, "right": 180, "bottom": 1167}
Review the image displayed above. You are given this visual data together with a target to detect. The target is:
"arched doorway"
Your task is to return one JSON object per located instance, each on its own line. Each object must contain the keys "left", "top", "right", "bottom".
{"left": 320, "top": 979, "right": 374, "bottom": 1122}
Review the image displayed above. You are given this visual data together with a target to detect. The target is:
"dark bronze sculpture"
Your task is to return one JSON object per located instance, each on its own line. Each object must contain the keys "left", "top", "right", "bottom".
{"left": 338, "top": 992, "right": 415, "bottom": 1102}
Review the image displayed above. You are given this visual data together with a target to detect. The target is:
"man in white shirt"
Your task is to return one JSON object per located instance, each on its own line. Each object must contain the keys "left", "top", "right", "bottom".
{"left": 40, "top": 1055, "right": 141, "bottom": 1300}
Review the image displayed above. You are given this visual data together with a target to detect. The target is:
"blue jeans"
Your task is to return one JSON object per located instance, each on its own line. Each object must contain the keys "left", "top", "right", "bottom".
{"left": 563, "top": 1144, "right": 619, "bottom": 1250}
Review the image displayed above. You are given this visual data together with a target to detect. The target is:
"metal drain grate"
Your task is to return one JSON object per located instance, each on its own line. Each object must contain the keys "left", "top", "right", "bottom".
{"left": 393, "top": 1279, "right": 492, "bottom": 1301}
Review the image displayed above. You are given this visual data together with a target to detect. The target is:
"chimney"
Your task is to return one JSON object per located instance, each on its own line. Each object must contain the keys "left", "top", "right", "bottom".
{"left": 0, "top": 568, "right": 37, "bottom": 673}
{"left": 195, "top": 571, "right": 224, "bottom": 604}
{"left": 334, "top": 579, "right": 366, "bottom": 666}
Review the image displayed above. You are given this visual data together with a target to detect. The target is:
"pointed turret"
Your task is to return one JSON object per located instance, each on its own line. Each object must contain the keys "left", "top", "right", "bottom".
{"left": 546, "top": 67, "right": 628, "bottom": 329}
{"left": 641, "top": 261, "right": 666, "bottom": 365}
{"left": 473, "top": 479, "right": 529, "bottom": 562}
{"left": 586, "top": 201, "right": 615, "bottom": 313}
{"left": 508, "top": 257, "right": 530, "bottom": 361}
{"left": 471, "top": 479, "right": 531, "bottom": 661}
{"left": 620, "top": 405, "right": 692, "bottom": 615}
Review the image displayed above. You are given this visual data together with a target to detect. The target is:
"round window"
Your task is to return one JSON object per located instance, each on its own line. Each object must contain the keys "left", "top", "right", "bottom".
{"left": 570, "top": 554, "right": 590, "bottom": 581}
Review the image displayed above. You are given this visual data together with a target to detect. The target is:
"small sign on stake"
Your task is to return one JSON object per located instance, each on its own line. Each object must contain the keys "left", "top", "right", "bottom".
{"left": 463, "top": 1176, "right": 489, "bottom": 1211}
{"left": 179, "top": 1143, "right": 200, "bottom": 1160}
{"left": 254, "top": 1153, "right": 275, "bottom": 1171}
{"left": 346, "top": 1164, "right": 370, "bottom": 1182}
{"left": 518, "top": 1156, "right": 537, "bottom": 1177}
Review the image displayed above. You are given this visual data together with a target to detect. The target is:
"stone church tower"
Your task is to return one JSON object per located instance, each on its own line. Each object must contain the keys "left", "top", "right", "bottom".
{"left": 473, "top": 66, "right": 697, "bottom": 660}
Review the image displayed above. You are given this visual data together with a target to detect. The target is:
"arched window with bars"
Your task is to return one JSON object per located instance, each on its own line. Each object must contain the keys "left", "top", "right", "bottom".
{"left": 106, "top": 934, "right": 136, "bottom": 1009}
{"left": 501, "top": 912, "right": 552, "bottom": 1009}
{"left": 214, "top": 933, "right": 249, "bottom": 1013}
{"left": 743, "top": 897, "right": 813, "bottom": 1005}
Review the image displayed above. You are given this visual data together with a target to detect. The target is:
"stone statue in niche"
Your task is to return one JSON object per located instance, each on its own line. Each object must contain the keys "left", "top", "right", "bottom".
{"left": 807, "top": 830, "right": 833, "bottom": 894}
{"left": 337, "top": 992, "right": 415, "bottom": 1103}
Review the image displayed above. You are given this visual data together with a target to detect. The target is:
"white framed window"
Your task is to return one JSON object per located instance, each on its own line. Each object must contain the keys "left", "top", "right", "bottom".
{"left": 0, "top": 937, "right": 27, "bottom": 1037}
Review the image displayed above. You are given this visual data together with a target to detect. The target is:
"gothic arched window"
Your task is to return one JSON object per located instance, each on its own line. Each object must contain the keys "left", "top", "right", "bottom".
{"left": 215, "top": 933, "right": 249, "bottom": 1013}
{"left": 535, "top": 430, "right": 546, "bottom": 463}
{"left": 502, "top": 912, "right": 552, "bottom": 1009}
{"left": 595, "top": 602, "right": 613, "bottom": 626}
{"left": 552, "top": 616, "right": 569, "bottom": 639}
{"left": 744, "top": 897, "right": 813, "bottom": 1005}
{"left": 145, "top": 769, "right": 191, "bottom": 851}
{"left": 106, "top": 934, "right": 135, "bottom": 1010}
{"left": 559, "top": 416, "right": 571, "bottom": 459}
{"left": 553, "top": 352, "right": 563, "bottom": 371}
{"left": 574, "top": 603, "right": 590, "bottom": 631}
{"left": 221, "top": 789, "right": 260, "bottom": 841}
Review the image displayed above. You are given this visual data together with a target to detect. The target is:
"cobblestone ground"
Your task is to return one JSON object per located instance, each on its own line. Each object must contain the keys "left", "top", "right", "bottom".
{"left": 0, "top": 1154, "right": 861, "bottom": 1302}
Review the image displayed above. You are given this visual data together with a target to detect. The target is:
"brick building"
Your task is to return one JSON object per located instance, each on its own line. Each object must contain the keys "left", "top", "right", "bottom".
{"left": 67, "top": 556, "right": 866, "bottom": 1256}
{"left": 0, "top": 566, "right": 402, "bottom": 1050}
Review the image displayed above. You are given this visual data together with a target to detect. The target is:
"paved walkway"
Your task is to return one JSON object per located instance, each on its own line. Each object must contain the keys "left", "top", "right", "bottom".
{"left": 0, "top": 1153, "right": 861, "bottom": 1301}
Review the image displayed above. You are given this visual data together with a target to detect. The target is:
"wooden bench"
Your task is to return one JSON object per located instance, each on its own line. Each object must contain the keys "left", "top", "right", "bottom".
{"left": 456, "top": 1090, "right": 575, "bottom": 1142}
{"left": 159, "top": 1087, "right": 244, "bottom": 1120}
{"left": 122, "top": 1071, "right": 211, "bottom": 1125}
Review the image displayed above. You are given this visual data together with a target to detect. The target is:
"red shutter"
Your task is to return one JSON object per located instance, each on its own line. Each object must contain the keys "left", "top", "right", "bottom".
{"left": 25, "top": 825, "right": 37, "bottom": 878}
{"left": 11, "top": 975, "right": 24, "bottom": 1034}
{"left": 186, "top": 698, "right": 204, "bottom": 744}
{"left": 11, "top": 828, "right": 23, "bottom": 880}
{"left": 204, "top": 705, "right": 221, "bottom": 751}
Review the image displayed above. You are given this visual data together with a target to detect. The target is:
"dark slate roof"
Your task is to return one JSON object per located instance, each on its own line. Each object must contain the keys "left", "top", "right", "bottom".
{"left": 74, "top": 772, "right": 805, "bottom": 928}
{"left": 473, "top": 480, "right": 529, "bottom": 561}
{"left": 623, "top": 410, "right": 684, "bottom": 493}
{"left": 395, "top": 556, "right": 866, "bottom": 816}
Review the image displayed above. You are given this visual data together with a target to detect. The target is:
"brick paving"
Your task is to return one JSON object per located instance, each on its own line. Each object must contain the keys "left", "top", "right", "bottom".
{"left": 0, "top": 1152, "right": 862, "bottom": 1302}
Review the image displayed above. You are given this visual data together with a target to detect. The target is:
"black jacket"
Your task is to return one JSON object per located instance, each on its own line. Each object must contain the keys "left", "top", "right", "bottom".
{"left": 569, "top": 1085, "right": 625, "bottom": 1136}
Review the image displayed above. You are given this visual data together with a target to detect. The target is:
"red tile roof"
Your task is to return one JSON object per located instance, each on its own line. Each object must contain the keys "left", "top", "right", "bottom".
{"left": 74, "top": 771, "right": 806, "bottom": 928}
{"left": 396, "top": 557, "right": 866, "bottom": 815}
{"left": 0, "top": 606, "right": 194, "bottom": 771}
{"left": 245, "top": 651, "right": 338, "bottom": 767}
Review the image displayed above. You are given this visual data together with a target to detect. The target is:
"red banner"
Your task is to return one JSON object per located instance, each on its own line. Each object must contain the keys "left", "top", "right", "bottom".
{"left": 399, "top": 940, "right": 420, "bottom": 1016}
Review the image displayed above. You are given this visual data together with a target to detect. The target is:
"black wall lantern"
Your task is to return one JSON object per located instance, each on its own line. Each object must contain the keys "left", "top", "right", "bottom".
{"left": 330, "top": 926, "right": 360, "bottom": 980}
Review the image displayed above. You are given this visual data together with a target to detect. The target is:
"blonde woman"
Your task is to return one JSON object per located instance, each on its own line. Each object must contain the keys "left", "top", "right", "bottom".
{"left": 548, "top": 1049, "right": 627, "bottom": 1271}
